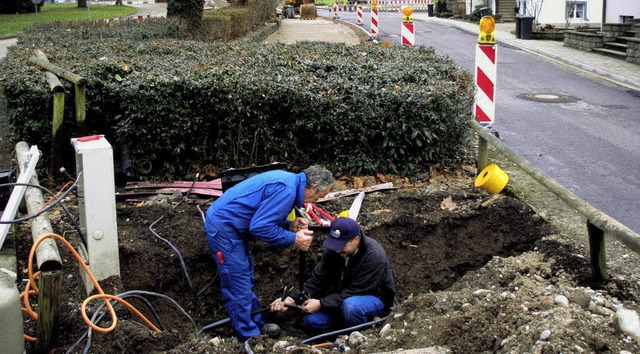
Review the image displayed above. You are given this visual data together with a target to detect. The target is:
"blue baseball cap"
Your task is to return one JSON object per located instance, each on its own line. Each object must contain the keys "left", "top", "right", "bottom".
{"left": 324, "top": 217, "right": 361, "bottom": 252}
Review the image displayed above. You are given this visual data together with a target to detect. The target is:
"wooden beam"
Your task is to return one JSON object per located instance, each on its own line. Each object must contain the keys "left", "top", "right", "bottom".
{"left": 28, "top": 57, "right": 86, "bottom": 86}
{"left": 35, "top": 270, "right": 62, "bottom": 353}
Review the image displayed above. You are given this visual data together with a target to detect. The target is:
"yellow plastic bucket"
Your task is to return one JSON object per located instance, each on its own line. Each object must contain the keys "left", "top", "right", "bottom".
{"left": 474, "top": 163, "right": 509, "bottom": 194}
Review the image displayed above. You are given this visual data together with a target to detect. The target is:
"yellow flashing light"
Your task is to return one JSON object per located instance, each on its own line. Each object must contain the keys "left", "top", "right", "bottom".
{"left": 478, "top": 15, "right": 496, "bottom": 44}
{"left": 402, "top": 6, "right": 413, "bottom": 22}
{"left": 372, "top": 0, "right": 378, "bottom": 7}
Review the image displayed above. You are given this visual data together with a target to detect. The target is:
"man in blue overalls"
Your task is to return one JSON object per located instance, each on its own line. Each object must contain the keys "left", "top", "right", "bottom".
{"left": 204, "top": 165, "right": 334, "bottom": 342}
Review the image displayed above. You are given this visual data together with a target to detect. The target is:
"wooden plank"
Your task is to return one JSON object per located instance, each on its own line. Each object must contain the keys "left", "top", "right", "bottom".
{"left": 116, "top": 187, "right": 223, "bottom": 199}
{"left": 317, "top": 182, "right": 397, "bottom": 203}
{"left": 125, "top": 179, "right": 222, "bottom": 190}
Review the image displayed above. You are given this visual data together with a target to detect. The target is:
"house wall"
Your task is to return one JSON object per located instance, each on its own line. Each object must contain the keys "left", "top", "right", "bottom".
{"left": 465, "top": 0, "right": 639, "bottom": 25}
{"left": 605, "top": 0, "right": 640, "bottom": 23}
{"left": 536, "top": 0, "right": 603, "bottom": 27}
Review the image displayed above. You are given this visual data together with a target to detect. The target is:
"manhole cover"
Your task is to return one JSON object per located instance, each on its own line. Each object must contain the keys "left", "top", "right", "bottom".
{"left": 517, "top": 93, "right": 577, "bottom": 103}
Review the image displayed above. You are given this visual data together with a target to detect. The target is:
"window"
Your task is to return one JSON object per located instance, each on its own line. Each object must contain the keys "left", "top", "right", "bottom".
{"left": 566, "top": 1, "right": 587, "bottom": 20}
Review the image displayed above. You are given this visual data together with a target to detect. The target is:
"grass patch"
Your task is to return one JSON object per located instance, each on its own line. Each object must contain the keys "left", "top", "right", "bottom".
{"left": 0, "top": 4, "right": 137, "bottom": 38}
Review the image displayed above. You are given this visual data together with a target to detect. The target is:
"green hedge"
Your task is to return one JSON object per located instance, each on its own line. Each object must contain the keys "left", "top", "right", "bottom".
{"left": 0, "top": 18, "right": 475, "bottom": 179}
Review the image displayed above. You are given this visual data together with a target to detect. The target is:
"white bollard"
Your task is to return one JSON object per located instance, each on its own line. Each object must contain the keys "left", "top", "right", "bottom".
{"left": 72, "top": 135, "right": 120, "bottom": 294}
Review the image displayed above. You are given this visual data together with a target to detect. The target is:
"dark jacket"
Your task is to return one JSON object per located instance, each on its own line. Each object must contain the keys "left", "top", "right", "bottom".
{"left": 300, "top": 233, "right": 396, "bottom": 314}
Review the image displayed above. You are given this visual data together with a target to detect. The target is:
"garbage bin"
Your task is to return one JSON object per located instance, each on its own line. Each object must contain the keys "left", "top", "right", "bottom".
{"left": 427, "top": 3, "right": 434, "bottom": 17}
{"left": 478, "top": 7, "right": 491, "bottom": 17}
{"left": 518, "top": 15, "right": 534, "bottom": 40}
{"left": 515, "top": 16, "right": 522, "bottom": 38}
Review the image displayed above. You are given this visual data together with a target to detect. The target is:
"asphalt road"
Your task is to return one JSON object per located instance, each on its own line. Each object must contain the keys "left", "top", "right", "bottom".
{"left": 332, "top": 9, "right": 640, "bottom": 234}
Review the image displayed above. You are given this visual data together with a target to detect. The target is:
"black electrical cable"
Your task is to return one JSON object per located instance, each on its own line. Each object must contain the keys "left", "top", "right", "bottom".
{"left": 196, "top": 273, "right": 218, "bottom": 297}
{"left": 196, "top": 197, "right": 216, "bottom": 223}
{"left": 0, "top": 178, "right": 79, "bottom": 224}
{"left": 147, "top": 173, "right": 218, "bottom": 293}
{"left": 146, "top": 174, "right": 200, "bottom": 289}
{"left": 196, "top": 203, "right": 206, "bottom": 223}
{"left": 300, "top": 316, "right": 388, "bottom": 345}
{"left": 197, "top": 303, "right": 300, "bottom": 336}
{"left": 0, "top": 180, "right": 86, "bottom": 248}
{"left": 244, "top": 340, "right": 255, "bottom": 354}
{"left": 148, "top": 216, "right": 194, "bottom": 290}
{"left": 66, "top": 290, "right": 198, "bottom": 354}
{"left": 197, "top": 306, "right": 271, "bottom": 336}
{"left": 68, "top": 293, "right": 166, "bottom": 354}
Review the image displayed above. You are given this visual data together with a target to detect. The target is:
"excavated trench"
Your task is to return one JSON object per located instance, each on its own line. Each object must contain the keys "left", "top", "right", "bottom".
{"left": 17, "top": 183, "right": 553, "bottom": 352}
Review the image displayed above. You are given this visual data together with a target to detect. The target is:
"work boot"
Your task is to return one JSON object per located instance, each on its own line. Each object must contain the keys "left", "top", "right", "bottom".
{"left": 262, "top": 323, "right": 281, "bottom": 338}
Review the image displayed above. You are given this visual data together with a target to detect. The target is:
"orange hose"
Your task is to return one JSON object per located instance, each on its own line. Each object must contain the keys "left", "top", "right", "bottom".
{"left": 312, "top": 342, "right": 333, "bottom": 348}
{"left": 21, "top": 233, "right": 161, "bottom": 342}
{"left": 82, "top": 294, "right": 160, "bottom": 333}
{"left": 21, "top": 271, "right": 39, "bottom": 320}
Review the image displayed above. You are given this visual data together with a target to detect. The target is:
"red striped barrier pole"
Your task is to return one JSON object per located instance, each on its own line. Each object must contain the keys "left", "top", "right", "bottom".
{"left": 401, "top": 7, "right": 414, "bottom": 46}
{"left": 474, "top": 16, "right": 497, "bottom": 127}
{"left": 357, "top": 5, "right": 363, "bottom": 25}
{"left": 371, "top": 1, "right": 379, "bottom": 38}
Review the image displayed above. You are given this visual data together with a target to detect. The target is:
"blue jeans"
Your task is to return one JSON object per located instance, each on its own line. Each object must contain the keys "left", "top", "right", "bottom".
{"left": 302, "top": 295, "right": 385, "bottom": 332}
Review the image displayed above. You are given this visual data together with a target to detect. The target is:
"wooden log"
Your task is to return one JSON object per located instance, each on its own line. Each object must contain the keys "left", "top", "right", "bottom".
{"left": 35, "top": 270, "right": 62, "bottom": 354}
{"left": 74, "top": 84, "right": 86, "bottom": 134}
{"left": 27, "top": 57, "right": 86, "bottom": 86}
{"left": 33, "top": 50, "right": 65, "bottom": 94}
{"left": 15, "top": 142, "right": 62, "bottom": 270}
{"left": 32, "top": 50, "right": 67, "bottom": 173}
{"left": 50, "top": 92, "right": 66, "bottom": 174}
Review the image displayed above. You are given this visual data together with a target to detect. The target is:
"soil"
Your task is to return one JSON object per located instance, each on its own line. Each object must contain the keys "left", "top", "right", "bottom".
{"left": 9, "top": 166, "right": 640, "bottom": 354}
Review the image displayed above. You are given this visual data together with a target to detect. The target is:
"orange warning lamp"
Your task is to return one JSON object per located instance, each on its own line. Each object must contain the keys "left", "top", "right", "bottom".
{"left": 402, "top": 6, "right": 413, "bottom": 22}
{"left": 372, "top": 0, "right": 378, "bottom": 7}
{"left": 478, "top": 15, "right": 496, "bottom": 44}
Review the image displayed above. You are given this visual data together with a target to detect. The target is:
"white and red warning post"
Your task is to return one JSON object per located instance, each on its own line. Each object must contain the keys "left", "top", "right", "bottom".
{"left": 474, "top": 16, "right": 497, "bottom": 127}
{"left": 371, "top": 0, "right": 379, "bottom": 38}
{"left": 401, "top": 6, "right": 414, "bottom": 46}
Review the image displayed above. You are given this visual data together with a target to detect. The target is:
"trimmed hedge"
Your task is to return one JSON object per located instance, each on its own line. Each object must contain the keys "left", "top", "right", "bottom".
{"left": 0, "top": 0, "right": 43, "bottom": 14}
{"left": 0, "top": 18, "right": 475, "bottom": 179}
